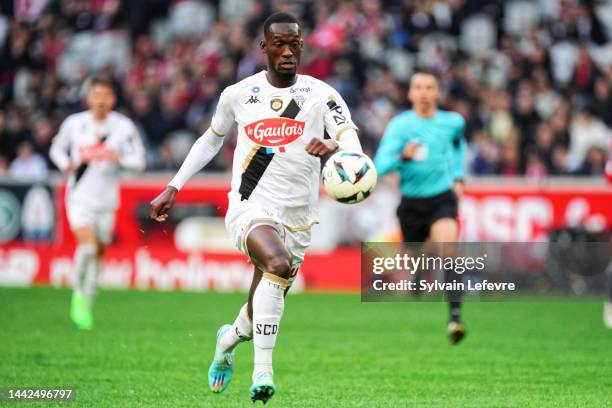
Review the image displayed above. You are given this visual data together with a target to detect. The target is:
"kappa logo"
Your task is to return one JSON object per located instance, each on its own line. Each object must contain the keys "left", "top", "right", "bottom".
{"left": 244, "top": 118, "right": 305, "bottom": 147}
{"left": 246, "top": 95, "right": 261, "bottom": 104}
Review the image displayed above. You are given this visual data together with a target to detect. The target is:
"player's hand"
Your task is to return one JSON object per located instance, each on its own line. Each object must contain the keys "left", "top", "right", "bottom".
{"left": 79, "top": 146, "right": 97, "bottom": 163}
{"left": 453, "top": 180, "right": 465, "bottom": 199}
{"left": 305, "top": 138, "right": 339, "bottom": 157}
{"left": 150, "top": 186, "right": 178, "bottom": 222}
{"left": 96, "top": 147, "right": 120, "bottom": 164}
{"left": 401, "top": 142, "right": 420, "bottom": 161}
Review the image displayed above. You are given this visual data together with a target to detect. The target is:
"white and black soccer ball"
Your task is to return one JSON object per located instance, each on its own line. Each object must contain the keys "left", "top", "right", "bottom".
{"left": 322, "top": 150, "right": 377, "bottom": 204}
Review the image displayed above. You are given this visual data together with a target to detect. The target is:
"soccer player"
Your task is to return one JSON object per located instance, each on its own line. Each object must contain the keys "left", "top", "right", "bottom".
{"left": 50, "top": 77, "right": 146, "bottom": 330}
{"left": 374, "top": 71, "right": 467, "bottom": 344}
{"left": 149, "top": 12, "right": 361, "bottom": 403}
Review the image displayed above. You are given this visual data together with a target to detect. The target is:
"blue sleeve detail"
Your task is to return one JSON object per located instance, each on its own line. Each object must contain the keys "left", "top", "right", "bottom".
{"left": 374, "top": 116, "right": 406, "bottom": 176}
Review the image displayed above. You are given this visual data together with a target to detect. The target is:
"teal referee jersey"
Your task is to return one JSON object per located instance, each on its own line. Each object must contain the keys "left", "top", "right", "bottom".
{"left": 374, "top": 109, "right": 466, "bottom": 198}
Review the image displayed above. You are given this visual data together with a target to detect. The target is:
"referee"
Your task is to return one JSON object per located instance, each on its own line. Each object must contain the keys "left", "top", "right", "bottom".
{"left": 374, "top": 71, "right": 467, "bottom": 344}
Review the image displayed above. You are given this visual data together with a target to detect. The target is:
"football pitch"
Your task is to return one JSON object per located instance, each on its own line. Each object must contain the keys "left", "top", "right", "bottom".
{"left": 1, "top": 288, "right": 611, "bottom": 407}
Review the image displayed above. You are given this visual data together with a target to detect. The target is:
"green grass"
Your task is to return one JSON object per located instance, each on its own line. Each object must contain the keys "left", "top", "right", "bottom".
{"left": 1, "top": 288, "right": 611, "bottom": 407}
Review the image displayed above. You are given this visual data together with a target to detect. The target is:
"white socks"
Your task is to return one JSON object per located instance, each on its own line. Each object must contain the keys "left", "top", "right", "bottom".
{"left": 72, "top": 244, "right": 102, "bottom": 308}
{"left": 73, "top": 244, "right": 96, "bottom": 297}
{"left": 84, "top": 258, "right": 102, "bottom": 308}
{"left": 216, "top": 273, "right": 288, "bottom": 379}
{"left": 252, "top": 273, "right": 287, "bottom": 378}
{"left": 218, "top": 303, "right": 253, "bottom": 355}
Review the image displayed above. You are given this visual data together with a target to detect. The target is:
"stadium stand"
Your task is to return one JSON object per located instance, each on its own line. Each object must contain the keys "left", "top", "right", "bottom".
{"left": 1, "top": 0, "right": 611, "bottom": 178}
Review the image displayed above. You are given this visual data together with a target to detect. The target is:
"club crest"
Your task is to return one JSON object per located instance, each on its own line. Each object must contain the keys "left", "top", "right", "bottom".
{"left": 270, "top": 98, "right": 283, "bottom": 112}
{"left": 294, "top": 95, "right": 305, "bottom": 109}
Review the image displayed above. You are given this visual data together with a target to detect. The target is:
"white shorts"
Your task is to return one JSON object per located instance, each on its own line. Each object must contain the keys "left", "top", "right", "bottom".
{"left": 225, "top": 196, "right": 318, "bottom": 285}
{"left": 66, "top": 201, "right": 116, "bottom": 244}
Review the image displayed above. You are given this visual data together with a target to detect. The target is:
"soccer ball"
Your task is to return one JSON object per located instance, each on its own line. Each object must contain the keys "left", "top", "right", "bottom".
{"left": 322, "top": 150, "right": 377, "bottom": 204}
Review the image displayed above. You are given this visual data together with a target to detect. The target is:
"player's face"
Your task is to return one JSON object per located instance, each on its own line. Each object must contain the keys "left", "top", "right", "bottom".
{"left": 261, "top": 23, "right": 303, "bottom": 79}
{"left": 408, "top": 74, "right": 439, "bottom": 111}
{"left": 86, "top": 84, "right": 116, "bottom": 118}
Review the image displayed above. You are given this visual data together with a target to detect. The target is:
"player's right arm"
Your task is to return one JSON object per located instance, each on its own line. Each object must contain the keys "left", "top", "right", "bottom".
{"left": 373, "top": 116, "right": 407, "bottom": 176}
{"left": 149, "top": 87, "right": 235, "bottom": 222}
{"left": 49, "top": 117, "right": 74, "bottom": 173}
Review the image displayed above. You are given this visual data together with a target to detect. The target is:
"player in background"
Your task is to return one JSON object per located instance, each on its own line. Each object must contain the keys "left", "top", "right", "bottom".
{"left": 605, "top": 141, "right": 612, "bottom": 328}
{"left": 149, "top": 12, "right": 361, "bottom": 404}
{"left": 50, "top": 77, "right": 146, "bottom": 330}
{"left": 374, "top": 71, "right": 468, "bottom": 344}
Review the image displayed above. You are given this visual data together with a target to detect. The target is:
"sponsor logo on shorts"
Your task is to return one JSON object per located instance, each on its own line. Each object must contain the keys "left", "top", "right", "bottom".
{"left": 244, "top": 118, "right": 305, "bottom": 147}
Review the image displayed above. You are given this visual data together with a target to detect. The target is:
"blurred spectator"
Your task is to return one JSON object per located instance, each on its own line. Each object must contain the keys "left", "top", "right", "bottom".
{"left": 568, "top": 109, "right": 612, "bottom": 170}
{"left": 2, "top": 108, "right": 30, "bottom": 160}
{"left": 31, "top": 116, "right": 55, "bottom": 168}
{"left": 525, "top": 152, "right": 548, "bottom": 180}
{"left": 513, "top": 81, "right": 541, "bottom": 170}
{"left": 534, "top": 122, "right": 556, "bottom": 173}
{"left": 0, "top": 111, "right": 12, "bottom": 163}
{"left": 0, "top": 156, "right": 9, "bottom": 176}
{"left": 128, "top": 88, "right": 158, "bottom": 143}
{"left": 499, "top": 141, "right": 520, "bottom": 176}
{"left": 575, "top": 146, "right": 607, "bottom": 176}
{"left": 532, "top": 69, "right": 561, "bottom": 121}
{"left": 592, "top": 78, "right": 612, "bottom": 127}
{"left": 573, "top": 45, "right": 599, "bottom": 92}
{"left": 488, "top": 90, "right": 514, "bottom": 142}
{"left": 8, "top": 141, "right": 48, "bottom": 181}
{"left": 551, "top": 145, "right": 570, "bottom": 175}
{"left": 472, "top": 130, "right": 500, "bottom": 175}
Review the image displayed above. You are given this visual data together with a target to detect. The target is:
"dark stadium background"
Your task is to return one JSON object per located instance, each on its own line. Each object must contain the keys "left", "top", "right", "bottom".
{"left": 0, "top": 1, "right": 611, "bottom": 407}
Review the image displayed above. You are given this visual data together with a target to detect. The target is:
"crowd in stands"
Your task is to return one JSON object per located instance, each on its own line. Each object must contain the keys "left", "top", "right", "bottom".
{"left": 1, "top": 0, "right": 611, "bottom": 181}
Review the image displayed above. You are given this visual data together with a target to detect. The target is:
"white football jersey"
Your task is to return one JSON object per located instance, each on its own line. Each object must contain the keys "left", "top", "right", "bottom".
{"left": 211, "top": 71, "right": 358, "bottom": 210}
{"left": 50, "top": 110, "right": 146, "bottom": 210}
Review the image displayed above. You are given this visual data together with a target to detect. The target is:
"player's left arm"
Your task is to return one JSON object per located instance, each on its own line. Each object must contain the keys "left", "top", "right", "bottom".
{"left": 306, "top": 90, "right": 362, "bottom": 156}
{"left": 451, "top": 115, "right": 467, "bottom": 198}
{"left": 97, "top": 121, "right": 145, "bottom": 171}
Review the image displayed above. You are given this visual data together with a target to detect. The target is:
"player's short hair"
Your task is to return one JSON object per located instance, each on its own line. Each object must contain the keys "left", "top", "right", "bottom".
{"left": 411, "top": 69, "right": 439, "bottom": 81}
{"left": 263, "top": 12, "right": 301, "bottom": 37}
{"left": 410, "top": 69, "right": 440, "bottom": 87}
{"left": 89, "top": 76, "right": 115, "bottom": 92}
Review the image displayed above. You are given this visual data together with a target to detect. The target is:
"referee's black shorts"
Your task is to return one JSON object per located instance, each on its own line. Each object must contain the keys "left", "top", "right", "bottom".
{"left": 397, "top": 189, "right": 458, "bottom": 243}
